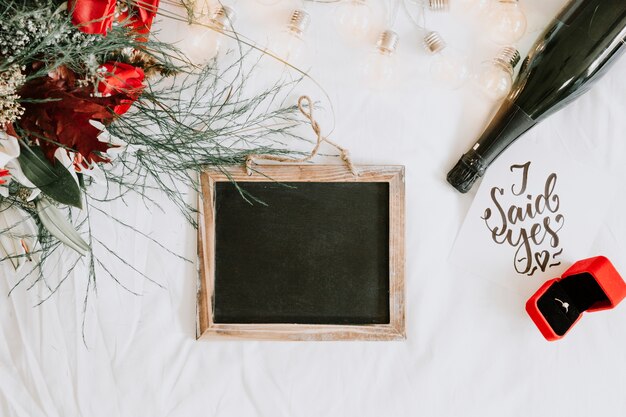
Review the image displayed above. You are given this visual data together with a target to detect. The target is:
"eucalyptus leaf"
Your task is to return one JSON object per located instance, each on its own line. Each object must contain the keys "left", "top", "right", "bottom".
{"left": 36, "top": 198, "right": 89, "bottom": 256}
{"left": 17, "top": 146, "right": 83, "bottom": 209}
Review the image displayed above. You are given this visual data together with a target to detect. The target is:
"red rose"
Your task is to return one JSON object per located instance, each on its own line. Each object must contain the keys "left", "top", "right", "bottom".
{"left": 97, "top": 62, "right": 145, "bottom": 115}
{"left": 121, "top": 0, "right": 160, "bottom": 39}
{"left": 67, "top": 0, "right": 117, "bottom": 35}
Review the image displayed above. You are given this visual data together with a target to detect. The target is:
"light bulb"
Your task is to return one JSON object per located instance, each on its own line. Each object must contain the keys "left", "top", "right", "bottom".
{"left": 255, "top": 0, "right": 282, "bottom": 4}
{"left": 334, "top": 0, "right": 373, "bottom": 42}
{"left": 475, "top": 46, "right": 521, "bottom": 100}
{"left": 362, "top": 30, "right": 399, "bottom": 88}
{"left": 180, "top": 24, "right": 221, "bottom": 64}
{"left": 486, "top": 0, "right": 527, "bottom": 45}
{"left": 179, "top": 6, "right": 236, "bottom": 65}
{"left": 426, "top": 0, "right": 450, "bottom": 12}
{"left": 191, "top": 0, "right": 211, "bottom": 18}
{"left": 268, "top": 9, "right": 312, "bottom": 71}
{"left": 424, "top": 31, "right": 469, "bottom": 89}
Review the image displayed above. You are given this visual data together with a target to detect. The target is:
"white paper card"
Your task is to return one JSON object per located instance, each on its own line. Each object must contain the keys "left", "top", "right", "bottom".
{"left": 450, "top": 139, "right": 615, "bottom": 285}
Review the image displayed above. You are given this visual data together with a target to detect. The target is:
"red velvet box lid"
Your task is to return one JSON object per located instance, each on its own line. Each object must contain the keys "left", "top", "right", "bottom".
{"left": 526, "top": 256, "right": 626, "bottom": 341}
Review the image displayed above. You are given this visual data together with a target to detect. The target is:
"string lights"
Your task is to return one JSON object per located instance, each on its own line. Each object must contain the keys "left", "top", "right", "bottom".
{"left": 363, "top": 29, "right": 400, "bottom": 87}
{"left": 424, "top": 31, "right": 469, "bottom": 90}
{"left": 486, "top": 0, "right": 528, "bottom": 44}
{"left": 269, "top": 9, "right": 312, "bottom": 70}
{"left": 180, "top": 4, "right": 236, "bottom": 65}
{"left": 474, "top": 46, "right": 521, "bottom": 100}
{"left": 183, "top": 0, "right": 528, "bottom": 97}
{"left": 334, "top": 0, "right": 374, "bottom": 42}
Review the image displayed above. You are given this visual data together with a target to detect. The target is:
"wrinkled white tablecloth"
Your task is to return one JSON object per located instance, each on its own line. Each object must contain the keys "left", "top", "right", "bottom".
{"left": 3, "top": 1, "right": 626, "bottom": 416}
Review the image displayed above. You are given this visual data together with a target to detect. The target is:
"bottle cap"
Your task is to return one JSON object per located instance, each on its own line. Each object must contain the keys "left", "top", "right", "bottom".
{"left": 446, "top": 150, "right": 487, "bottom": 193}
{"left": 448, "top": 102, "right": 535, "bottom": 193}
{"left": 423, "top": 31, "right": 446, "bottom": 54}
{"left": 288, "top": 9, "right": 311, "bottom": 35}
{"left": 377, "top": 30, "right": 399, "bottom": 55}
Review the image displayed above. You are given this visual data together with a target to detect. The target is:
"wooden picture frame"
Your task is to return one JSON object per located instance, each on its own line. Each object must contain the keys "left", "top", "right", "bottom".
{"left": 197, "top": 165, "right": 405, "bottom": 341}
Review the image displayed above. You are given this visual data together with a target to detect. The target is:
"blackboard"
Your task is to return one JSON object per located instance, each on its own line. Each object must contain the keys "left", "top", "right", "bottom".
{"left": 213, "top": 181, "right": 390, "bottom": 324}
{"left": 198, "top": 165, "right": 405, "bottom": 341}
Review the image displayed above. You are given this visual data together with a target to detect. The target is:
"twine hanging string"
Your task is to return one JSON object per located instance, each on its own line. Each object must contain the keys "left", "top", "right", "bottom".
{"left": 245, "top": 96, "right": 358, "bottom": 176}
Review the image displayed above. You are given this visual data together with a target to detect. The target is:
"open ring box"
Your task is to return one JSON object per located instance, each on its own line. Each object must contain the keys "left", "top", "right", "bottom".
{"left": 526, "top": 256, "right": 626, "bottom": 341}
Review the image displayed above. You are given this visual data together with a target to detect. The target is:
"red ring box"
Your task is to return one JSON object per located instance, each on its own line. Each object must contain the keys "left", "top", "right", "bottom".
{"left": 526, "top": 256, "right": 626, "bottom": 341}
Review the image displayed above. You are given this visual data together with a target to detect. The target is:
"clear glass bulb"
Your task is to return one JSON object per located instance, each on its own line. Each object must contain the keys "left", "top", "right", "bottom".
{"left": 424, "top": 32, "right": 469, "bottom": 89}
{"left": 486, "top": 0, "right": 527, "bottom": 44}
{"left": 179, "top": 22, "right": 222, "bottom": 65}
{"left": 266, "top": 9, "right": 312, "bottom": 73}
{"left": 270, "top": 29, "right": 309, "bottom": 69}
{"left": 334, "top": 0, "right": 372, "bottom": 42}
{"left": 430, "top": 52, "right": 469, "bottom": 89}
{"left": 256, "top": 0, "right": 282, "bottom": 4}
{"left": 475, "top": 62, "right": 513, "bottom": 100}
{"left": 363, "top": 50, "right": 398, "bottom": 87}
{"left": 362, "top": 30, "right": 399, "bottom": 88}
{"left": 474, "top": 47, "right": 520, "bottom": 100}
{"left": 177, "top": 6, "right": 236, "bottom": 66}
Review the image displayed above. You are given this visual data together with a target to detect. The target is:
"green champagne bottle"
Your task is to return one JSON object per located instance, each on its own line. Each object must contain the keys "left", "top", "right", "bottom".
{"left": 447, "top": 0, "right": 626, "bottom": 193}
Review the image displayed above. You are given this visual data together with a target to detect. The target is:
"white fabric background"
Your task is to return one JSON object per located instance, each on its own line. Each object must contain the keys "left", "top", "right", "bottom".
{"left": 3, "top": 0, "right": 626, "bottom": 416}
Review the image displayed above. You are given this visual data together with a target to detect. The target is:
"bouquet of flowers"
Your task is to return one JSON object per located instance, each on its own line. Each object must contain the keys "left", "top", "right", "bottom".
{"left": 0, "top": 0, "right": 300, "bottom": 307}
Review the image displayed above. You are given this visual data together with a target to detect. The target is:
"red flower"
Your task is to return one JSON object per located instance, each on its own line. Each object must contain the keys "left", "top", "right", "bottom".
{"left": 68, "top": 0, "right": 160, "bottom": 40}
{"left": 17, "top": 64, "right": 142, "bottom": 164}
{"left": 97, "top": 62, "right": 145, "bottom": 115}
{"left": 119, "top": 0, "right": 161, "bottom": 40}
{"left": 67, "top": 0, "right": 117, "bottom": 35}
{"left": 0, "top": 169, "right": 9, "bottom": 185}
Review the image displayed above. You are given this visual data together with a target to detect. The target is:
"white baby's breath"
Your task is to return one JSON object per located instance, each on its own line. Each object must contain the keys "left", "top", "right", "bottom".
{"left": 0, "top": 65, "right": 25, "bottom": 125}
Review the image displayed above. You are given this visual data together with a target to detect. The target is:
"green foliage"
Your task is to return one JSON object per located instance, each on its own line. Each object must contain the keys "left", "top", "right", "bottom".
{"left": 36, "top": 197, "right": 89, "bottom": 255}
{"left": 0, "top": 0, "right": 182, "bottom": 78}
{"left": 0, "top": 0, "right": 307, "bottom": 344}
{"left": 18, "top": 145, "right": 83, "bottom": 209}
{"left": 105, "top": 61, "right": 305, "bottom": 226}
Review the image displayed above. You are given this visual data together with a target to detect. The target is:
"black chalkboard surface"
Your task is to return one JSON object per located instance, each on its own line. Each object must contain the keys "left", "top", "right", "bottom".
{"left": 198, "top": 165, "right": 405, "bottom": 341}
{"left": 213, "top": 181, "right": 390, "bottom": 325}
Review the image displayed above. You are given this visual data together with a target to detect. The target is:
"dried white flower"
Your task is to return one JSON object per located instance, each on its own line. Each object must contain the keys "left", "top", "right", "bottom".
{"left": 0, "top": 6, "right": 98, "bottom": 65}
{"left": 0, "top": 65, "right": 26, "bottom": 125}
